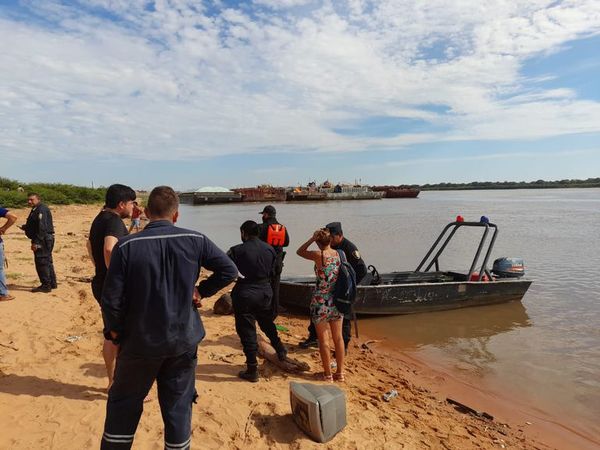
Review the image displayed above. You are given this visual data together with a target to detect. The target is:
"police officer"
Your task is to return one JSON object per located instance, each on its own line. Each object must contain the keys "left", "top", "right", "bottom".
{"left": 258, "top": 205, "right": 289, "bottom": 318}
{"left": 229, "top": 220, "right": 287, "bottom": 382}
{"left": 299, "top": 222, "right": 367, "bottom": 351}
{"left": 22, "top": 193, "right": 57, "bottom": 293}
{"left": 100, "top": 186, "right": 238, "bottom": 450}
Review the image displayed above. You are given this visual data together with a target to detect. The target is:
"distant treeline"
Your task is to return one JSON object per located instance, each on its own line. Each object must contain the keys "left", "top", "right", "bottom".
{"left": 418, "top": 178, "right": 600, "bottom": 191}
{"left": 0, "top": 177, "right": 105, "bottom": 208}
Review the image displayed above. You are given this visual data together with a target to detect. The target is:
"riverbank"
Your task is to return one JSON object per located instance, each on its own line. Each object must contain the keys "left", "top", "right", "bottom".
{"left": 0, "top": 204, "right": 585, "bottom": 449}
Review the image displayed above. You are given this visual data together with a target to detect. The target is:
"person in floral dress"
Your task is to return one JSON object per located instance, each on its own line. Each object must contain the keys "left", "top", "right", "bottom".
{"left": 297, "top": 228, "right": 346, "bottom": 382}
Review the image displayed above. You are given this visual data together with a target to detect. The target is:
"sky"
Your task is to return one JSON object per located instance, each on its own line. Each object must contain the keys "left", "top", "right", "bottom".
{"left": 1, "top": 0, "right": 599, "bottom": 190}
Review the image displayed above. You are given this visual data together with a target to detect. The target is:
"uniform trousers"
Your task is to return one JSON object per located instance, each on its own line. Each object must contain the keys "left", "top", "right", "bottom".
{"left": 101, "top": 348, "right": 198, "bottom": 450}
{"left": 270, "top": 252, "right": 284, "bottom": 319}
{"left": 34, "top": 235, "right": 57, "bottom": 288}
{"left": 0, "top": 242, "right": 8, "bottom": 296}
{"left": 233, "top": 283, "right": 284, "bottom": 365}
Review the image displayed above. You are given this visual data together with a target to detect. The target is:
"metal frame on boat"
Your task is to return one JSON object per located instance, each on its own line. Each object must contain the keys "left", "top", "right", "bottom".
{"left": 280, "top": 220, "right": 532, "bottom": 315}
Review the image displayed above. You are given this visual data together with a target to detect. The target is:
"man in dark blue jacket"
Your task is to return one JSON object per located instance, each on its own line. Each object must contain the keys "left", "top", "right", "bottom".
{"left": 22, "top": 193, "right": 57, "bottom": 293}
{"left": 100, "top": 186, "right": 237, "bottom": 450}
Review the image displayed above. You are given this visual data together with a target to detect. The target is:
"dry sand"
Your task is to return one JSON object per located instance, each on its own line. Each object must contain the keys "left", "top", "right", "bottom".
{"left": 0, "top": 205, "right": 591, "bottom": 449}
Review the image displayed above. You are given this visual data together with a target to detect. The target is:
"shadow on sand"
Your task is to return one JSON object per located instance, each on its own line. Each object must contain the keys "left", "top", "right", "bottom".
{"left": 251, "top": 412, "right": 306, "bottom": 444}
{"left": 0, "top": 373, "right": 106, "bottom": 401}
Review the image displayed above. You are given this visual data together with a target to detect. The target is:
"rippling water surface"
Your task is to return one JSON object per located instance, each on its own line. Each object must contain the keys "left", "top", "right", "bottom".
{"left": 177, "top": 189, "right": 600, "bottom": 436}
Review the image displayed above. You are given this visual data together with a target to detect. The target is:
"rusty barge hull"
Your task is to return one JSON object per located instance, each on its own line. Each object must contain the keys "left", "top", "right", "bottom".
{"left": 233, "top": 187, "right": 287, "bottom": 202}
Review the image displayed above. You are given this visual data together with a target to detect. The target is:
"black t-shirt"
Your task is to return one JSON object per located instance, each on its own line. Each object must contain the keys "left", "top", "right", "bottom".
{"left": 89, "top": 210, "right": 128, "bottom": 282}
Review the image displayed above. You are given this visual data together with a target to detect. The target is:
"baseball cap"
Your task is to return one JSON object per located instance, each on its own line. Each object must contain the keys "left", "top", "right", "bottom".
{"left": 325, "top": 222, "right": 343, "bottom": 235}
{"left": 259, "top": 205, "right": 276, "bottom": 216}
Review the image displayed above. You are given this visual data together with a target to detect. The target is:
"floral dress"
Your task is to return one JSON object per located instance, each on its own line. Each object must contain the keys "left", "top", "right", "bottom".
{"left": 310, "top": 252, "right": 343, "bottom": 324}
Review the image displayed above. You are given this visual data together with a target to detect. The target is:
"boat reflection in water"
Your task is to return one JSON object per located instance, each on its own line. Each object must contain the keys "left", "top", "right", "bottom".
{"left": 359, "top": 300, "right": 531, "bottom": 352}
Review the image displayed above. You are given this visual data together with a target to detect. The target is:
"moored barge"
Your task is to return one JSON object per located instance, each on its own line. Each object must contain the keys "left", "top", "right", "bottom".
{"left": 372, "top": 185, "right": 420, "bottom": 198}
{"left": 233, "top": 186, "right": 287, "bottom": 202}
{"left": 178, "top": 187, "right": 242, "bottom": 205}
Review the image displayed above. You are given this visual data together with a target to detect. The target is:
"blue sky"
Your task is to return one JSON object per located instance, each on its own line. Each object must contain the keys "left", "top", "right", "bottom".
{"left": 1, "top": 0, "right": 599, "bottom": 190}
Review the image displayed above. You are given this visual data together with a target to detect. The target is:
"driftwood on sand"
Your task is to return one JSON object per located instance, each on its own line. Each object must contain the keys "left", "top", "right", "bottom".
{"left": 257, "top": 334, "right": 310, "bottom": 373}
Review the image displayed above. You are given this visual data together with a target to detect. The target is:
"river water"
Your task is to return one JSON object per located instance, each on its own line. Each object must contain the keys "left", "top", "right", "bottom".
{"left": 177, "top": 188, "right": 600, "bottom": 439}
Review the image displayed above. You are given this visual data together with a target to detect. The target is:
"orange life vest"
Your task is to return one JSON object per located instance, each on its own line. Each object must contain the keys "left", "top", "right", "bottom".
{"left": 266, "top": 224, "right": 286, "bottom": 247}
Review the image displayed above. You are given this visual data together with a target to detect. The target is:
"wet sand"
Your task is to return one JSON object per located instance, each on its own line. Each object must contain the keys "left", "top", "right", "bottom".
{"left": 0, "top": 204, "right": 592, "bottom": 449}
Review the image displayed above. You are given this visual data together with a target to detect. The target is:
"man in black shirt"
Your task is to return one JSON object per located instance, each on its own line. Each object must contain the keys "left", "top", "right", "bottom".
{"left": 258, "top": 205, "right": 289, "bottom": 319}
{"left": 87, "top": 184, "right": 136, "bottom": 389}
{"left": 100, "top": 186, "right": 237, "bottom": 450}
{"left": 228, "top": 220, "right": 287, "bottom": 382}
{"left": 22, "top": 193, "right": 57, "bottom": 293}
{"left": 299, "top": 222, "right": 367, "bottom": 352}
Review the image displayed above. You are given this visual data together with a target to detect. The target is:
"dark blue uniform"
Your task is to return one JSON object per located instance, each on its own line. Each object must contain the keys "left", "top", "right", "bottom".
{"left": 23, "top": 203, "right": 56, "bottom": 289}
{"left": 100, "top": 220, "right": 237, "bottom": 450}
{"left": 258, "top": 217, "right": 290, "bottom": 318}
{"left": 229, "top": 237, "right": 286, "bottom": 366}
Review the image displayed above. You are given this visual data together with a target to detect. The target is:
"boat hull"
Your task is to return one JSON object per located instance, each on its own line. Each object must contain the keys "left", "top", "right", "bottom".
{"left": 233, "top": 187, "right": 287, "bottom": 202}
{"left": 371, "top": 186, "right": 420, "bottom": 198}
{"left": 279, "top": 275, "right": 532, "bottom": 315}
{"left": 286, "top": 191, "right": 327, "bottom": 201}
{"left": 179, "top": 192, "right": 242, "bottom": 205}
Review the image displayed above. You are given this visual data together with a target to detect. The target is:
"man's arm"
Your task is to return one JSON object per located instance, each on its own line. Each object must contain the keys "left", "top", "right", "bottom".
{"left": 197, "top": 237, "right": 238, "bottom": 298}
{"left": 101, "top": 243, "right": 128, "bottom": 342}
{"left": 0, "top": 211, "right": 17, "bottom": 235}
{"left": 32, "top": 207, "right": 48, "bottom": 246}
{"left": 103, "top": 235, "right": 119, "bottom": 268}
{"left": 86, "top": 240, "right": 95, "bottom": 266}
{"left": 283, "top": 226, "right": 290, "bottom": 248}
{"left": 345, "top": 241, "right": 368, "bottom": 282}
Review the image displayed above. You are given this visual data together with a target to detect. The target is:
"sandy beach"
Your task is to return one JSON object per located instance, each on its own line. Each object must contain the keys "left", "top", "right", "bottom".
{"left": 0, "top": 204, "right": 592, "bottom": 449}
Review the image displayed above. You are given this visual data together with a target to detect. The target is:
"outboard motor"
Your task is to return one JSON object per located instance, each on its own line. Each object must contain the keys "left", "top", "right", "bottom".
{"left": 492, "top": 257, "right": 525, "bottom": 278}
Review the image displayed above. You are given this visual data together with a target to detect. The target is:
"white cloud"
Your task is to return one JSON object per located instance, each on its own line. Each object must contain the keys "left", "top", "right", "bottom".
{"left": 1, "top": 0, "right": 600, "bottom": 163}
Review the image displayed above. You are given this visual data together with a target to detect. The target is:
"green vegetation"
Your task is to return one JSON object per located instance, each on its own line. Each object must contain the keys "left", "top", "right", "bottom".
{"left": 0, "top": 177, "right": 105, "bottom": 208}
{"left": 419, "top": 178, "right": 600, "bottom": 191}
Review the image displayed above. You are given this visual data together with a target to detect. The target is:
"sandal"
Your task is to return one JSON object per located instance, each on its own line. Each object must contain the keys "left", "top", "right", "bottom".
{"left": 321, "top": 372, "right": 333, "bottom": 382}
{"left": 333, "top": 372, "right": 346, "bottom": 382}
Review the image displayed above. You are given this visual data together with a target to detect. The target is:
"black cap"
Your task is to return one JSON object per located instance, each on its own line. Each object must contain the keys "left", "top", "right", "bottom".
{"left": 259, "top": 205, "right": 276, "bottom": 216}
{"left": 325, "top": 222, "right": 343, "bottom": 236}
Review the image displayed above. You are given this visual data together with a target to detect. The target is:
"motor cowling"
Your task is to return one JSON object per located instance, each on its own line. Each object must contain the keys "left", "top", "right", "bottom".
{"left": 492, "top": 257, "right": 525, "bottom": 278}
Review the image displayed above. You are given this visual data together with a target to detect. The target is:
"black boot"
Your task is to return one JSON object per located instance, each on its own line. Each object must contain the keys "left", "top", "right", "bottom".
{"left": 276, "top": 344, "right": 288, "bottom": 362}
{"left": 32, "top": 285, "right": 52, "bottom": 293}
{"left": 238, "top": 364, "right": 259, "bottom": 382}
{"left": 299, "top": 336, "right": 318, "bottom": 349}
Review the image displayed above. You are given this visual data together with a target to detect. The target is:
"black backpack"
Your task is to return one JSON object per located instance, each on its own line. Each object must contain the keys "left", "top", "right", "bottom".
{"left": 333, "top": 250, "right": 357, "bottom": 314}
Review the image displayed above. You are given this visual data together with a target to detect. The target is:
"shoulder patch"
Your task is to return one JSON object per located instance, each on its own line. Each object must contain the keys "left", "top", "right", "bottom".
{"left": 38, "top": 213, "right": 43, "bottom": 220}
{"left": 352, "top": 250, "right": 360, "bottom": 260}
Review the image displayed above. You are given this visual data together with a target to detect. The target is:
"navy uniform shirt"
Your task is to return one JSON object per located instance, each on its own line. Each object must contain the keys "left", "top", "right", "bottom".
{"left": 333, "top": 237, "right": 367, "bottom": 283}
{"left": 101, "top": 220, "right": 238, "bottom": 358}
{"left": 24, "top": 203, "right": 54, "bottom": 245}
{"left": 228, "top": 237, "right": 276, "bottom": 283}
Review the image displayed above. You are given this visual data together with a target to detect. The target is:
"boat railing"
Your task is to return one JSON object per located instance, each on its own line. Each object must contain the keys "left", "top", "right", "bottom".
{"left": 415, "top": 220, "right": 498, "bottom": 282}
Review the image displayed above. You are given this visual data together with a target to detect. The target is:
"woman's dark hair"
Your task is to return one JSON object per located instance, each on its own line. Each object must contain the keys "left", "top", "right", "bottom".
{"left": 240, "top": 220, "right": 259, "bottom": 237}
{"left": 105, "top": 184, "right": 136, "bottom": 209}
